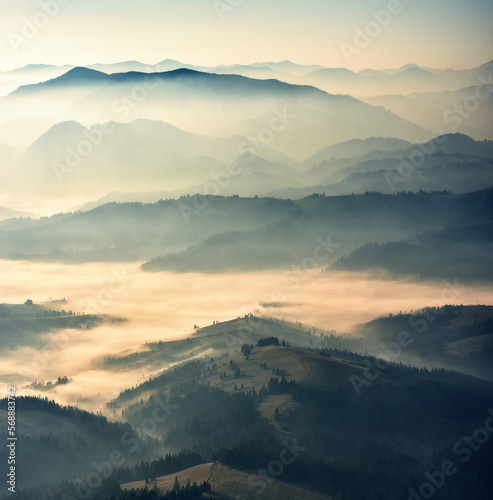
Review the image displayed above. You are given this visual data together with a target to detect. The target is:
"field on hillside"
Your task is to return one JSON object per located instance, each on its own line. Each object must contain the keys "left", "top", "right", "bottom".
{"left": 122, "top": 462, "right": 332, "bottom": 500}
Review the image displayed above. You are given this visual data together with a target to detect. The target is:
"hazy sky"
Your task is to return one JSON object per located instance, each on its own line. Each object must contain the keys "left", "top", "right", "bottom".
{"left": 0, "top": 0, "right": 491, "bottom": 72}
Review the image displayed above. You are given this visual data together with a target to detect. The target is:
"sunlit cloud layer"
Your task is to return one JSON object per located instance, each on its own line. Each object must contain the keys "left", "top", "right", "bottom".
{"left": 1, "top": 260, "right": 492, "bottom": 412}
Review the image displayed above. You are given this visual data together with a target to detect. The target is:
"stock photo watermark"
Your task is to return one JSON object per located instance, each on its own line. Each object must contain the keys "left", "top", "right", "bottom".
{"left": 223, "top": 235, "right": 339, "bottom": 356}
{"left": 408, "top": 407, "right": 493, "bottom": 500}
{"left": 340, "top": 0, "right": 406, "bottom": 63}
{"left": 214, "top": 0, "right": 243, "bottom": 21}
{"left": 52, "top": 74, "right": 162, "bottom": 182}
{"left": 179, "top": 105, "right": 297, "bottom": 224}
{"left": 350, "top": 278, "right": 461, "bottom": 395}
{"left": 31, "top": 267, "right": 134, "bottom": 373}
{"left": 7, "top": 0, "right": 71, "bottom": 53}
{"left": 63, "top": 396, "right": 179, "bottom": 500}
{"left": 242, "top": 440, "right": 306, "bottom": 498}
{"left": 385, "top": 71, "right": 493, "bottom": 193}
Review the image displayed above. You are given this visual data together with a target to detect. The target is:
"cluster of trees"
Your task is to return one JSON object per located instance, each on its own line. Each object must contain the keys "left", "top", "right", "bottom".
{"left": 257, "top": 337, "right": 280, "bottom": 347}
{"left": 357, "top": 305, "right": 493, "bottom": 380}
{"left": 0, "top": 397, "right": 159, "bottom": 490}
{"left": 29, "top": 376, "right": 70, "bottom": 390}
{"left": 113, "top": 361, "right": 205, "bottom": 406}
{"left": 0, "top": 303, "right": 73, "bottom": 318}
{"left": 2, "top": 478, "right": 213, "bottom": 500}
{"left": 111, "top": 452, "right": 203, "bottom": 484}
{"left": 119, "top": 355, "right": 493, "bottom": 499}
{"left": 125, "top": 386, "right": 276, "bottom": 460}
{"left": 6, "top": 323, "right": 493, "bottom": 500}
{"left": 332, "top": 222, "right": 493, "bottom": 282}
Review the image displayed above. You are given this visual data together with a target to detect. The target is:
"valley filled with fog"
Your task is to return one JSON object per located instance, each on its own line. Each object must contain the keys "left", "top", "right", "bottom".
{"left": 1, "top": 260, "right": 492, "bottom": 414}
{"left": 0, "top": 6, "right": 492, "bottom": 495}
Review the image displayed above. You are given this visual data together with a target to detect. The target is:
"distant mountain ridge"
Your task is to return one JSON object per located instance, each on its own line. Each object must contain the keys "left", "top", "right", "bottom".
{"left": 2, "top": 189, "right": 488, "bottom": 272}
{"left": 364, "top": 84, "right": 493, "bottom": 140}
{"left": 333, "top": 222, "right": 493, "bottom": 281}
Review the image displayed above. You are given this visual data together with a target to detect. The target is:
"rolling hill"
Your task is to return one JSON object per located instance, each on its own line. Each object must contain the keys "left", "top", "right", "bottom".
{"left": 97, "top": 316, "right": 325, "bottom": 376}
{"left": 352, "top": 305, "right": 493, "bottom": 380}
{"left": 108, "top": 313, "right": 493, "bottom": 500}
{"left": 332, "top": 222, "right": 493, "bottom": 282}
{"left": 0, "top": 301, "right": 116, "bottom": 353}
{"left": 104, "top": 315, "right": 360, "bottom": 409}
{"left": 302, "top": 136, "right": 412, "bottom": 170}
{"left": 0, "top": 206, "right": 32, "bottom": 222}
{"left": 122, "top": 462, "right": 331, "bottom": 500}
{"left": 3, "top": 310, "right": 493, "bottom": 499}
{"left": 287, "top": 156, "right": 493, "bottom": 198}
{"left": 0, "top": 189, "right": 491, "bottom": 271}
{"left": 56, "top": 133, "right": 493, "bottom": 209}
{"left": 0, "top": 196, "right": 297, "bottom": 263}
{"left": 142, "top": 189, "right": 493, "bottom": 273}
{"left": 299, "top": 133, "right": 493, "bottom": 186}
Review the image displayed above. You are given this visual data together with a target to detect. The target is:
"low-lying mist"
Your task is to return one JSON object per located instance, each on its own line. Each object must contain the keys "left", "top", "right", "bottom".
{"left": 1, "top": 259, "right": 492, "bottom": 413}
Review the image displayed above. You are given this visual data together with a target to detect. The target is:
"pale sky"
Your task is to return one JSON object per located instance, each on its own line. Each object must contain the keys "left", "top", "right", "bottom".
{"left": 0, "top": 0, "right": 492, "bottom": 72}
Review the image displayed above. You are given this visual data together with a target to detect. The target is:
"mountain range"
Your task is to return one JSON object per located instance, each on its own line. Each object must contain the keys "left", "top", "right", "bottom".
{"left": 3, "top": 308, "right": 493, "bottom": 500}
{"left": 1, "top": 61, "right": 491, "bottom": 215}
{"left": 2, "top": 59, "right": 491, "bottom": 97}
{"left": 1, "top": 189, "right": 491, "bottom": 281}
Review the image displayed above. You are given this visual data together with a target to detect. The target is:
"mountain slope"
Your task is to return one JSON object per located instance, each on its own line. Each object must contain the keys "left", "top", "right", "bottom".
{"left": 0, "top": 206, "right": 32, "bottom": 222}
{"left": 97, "top": 316, "right": 325, "bottom": 376}
{"left": 122, "top": 462, "right": 331, "bottom": 500}
{"left": 0, "top": 396, "right": 158, "bottom": 490}
{"left": 303, "top": 60, "right": 493, "bottom": 97}
{"left": 1, "top": 68, "right": 427, "bottom": 153}
{"left": 0, "top": 301, "right": 112, "bottom": 353}
{"left": 364, "top": 85, "right": 493, "bottom": 140}
{"left": 302, "top": 137, "right": 412, "bottom": 170}
{"left": 299, "top": 155, "right": 493, "bottom": 197}
{"left": 353, "top": 305, "right": 493, "bottom": 380}
{"left": 1, "top": 190, "right": 491, "bottom": 268}
{"left": 11, "top": 119, "right": 301, "bottom": 199}
{"left": 0, "top": 196, "right": 298, "bottom": 262}
{"left": 11, "top": 67, "right": 112, "bottom": 95}
{"left": 303, "top": 133, "right": 493, "bottom": 184}
{"left": 332, "top": 223, "right": 493, "bottom": 282}
{"left": 113, "top": 321, "right": 493, "bottom": 500}
{"left": 142, "top": 190, "right": 493, "bottom": 273}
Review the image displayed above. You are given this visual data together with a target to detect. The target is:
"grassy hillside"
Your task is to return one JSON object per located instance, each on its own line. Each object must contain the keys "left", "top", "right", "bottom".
{"left": 3, "top": 311, "right": 493, "bottom": 499}
{"left": 112, "top": 319, "right": 493, "bottom": 500}
{"left": 122, "top": 462, "right": 331, "bottom": 500}
{"left": 98, "top": 316, "right": 325, "bottom": 376}
{"left": 446, "top": 333, "right": 493, "bottom": 355}
{"left": 353, "top": 305, "right": 493, "bottom": 379}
